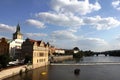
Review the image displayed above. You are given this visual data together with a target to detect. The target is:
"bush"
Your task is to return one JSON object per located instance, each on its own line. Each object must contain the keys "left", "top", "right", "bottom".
{"left": 0, "top": 54, "right": 10, "bottom": 68}
{"left": 24, "top": 55, "right": 32, "bottom": 64}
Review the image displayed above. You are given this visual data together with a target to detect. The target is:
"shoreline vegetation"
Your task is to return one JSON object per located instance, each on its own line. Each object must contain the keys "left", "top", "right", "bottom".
{"left": 73, "top": 50, "right": 120, "bottom": 59}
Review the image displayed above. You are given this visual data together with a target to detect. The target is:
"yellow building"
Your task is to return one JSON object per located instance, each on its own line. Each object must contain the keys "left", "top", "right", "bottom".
{"left": 22, "top": 38, "right": 49, "bottom": 69}
{"left": 0, "top": 38, "right": 9, "bottom": 55}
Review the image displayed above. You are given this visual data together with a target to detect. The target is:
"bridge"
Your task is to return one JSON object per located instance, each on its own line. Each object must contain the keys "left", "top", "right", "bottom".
{"left": 50, "top": 62, "right": 120, "bottom": 66}
{"left": 94, "top": 53, "right": 109, "bottom": 56}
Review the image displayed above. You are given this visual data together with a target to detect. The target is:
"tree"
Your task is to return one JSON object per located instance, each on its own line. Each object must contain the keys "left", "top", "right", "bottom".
{"left": 73, "top": 51, "right": 83, "bottom": 58}
{"left": 73, "top": 47, "right": 79, "bottom": 51}
{"left": 0, "top": 54, "right": 10, "bottom": 68}
{"left": 24, "top": 55, "right": 32, "bottom": 64}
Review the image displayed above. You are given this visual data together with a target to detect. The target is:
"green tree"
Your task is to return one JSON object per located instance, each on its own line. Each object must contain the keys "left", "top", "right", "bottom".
{"left": 0, "top": 54, "right": 10, "bottom": 68}
{"left": 73, "top": 47, "right": 79, "bottom": 51}
{"left": 73, "top": 51, "right": 83, "bottom": 58}
{"left": 24, "top": 55, "right": 32, "bottom": 64}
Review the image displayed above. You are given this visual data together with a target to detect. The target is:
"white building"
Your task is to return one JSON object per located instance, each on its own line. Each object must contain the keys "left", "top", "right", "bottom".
{"left": 9, "top": 24, "right": 24, "bottom": 59}
{"left": 55, "top": 49, "right": 65, "bottom": 54}
{"left": 74, "top": 50, "right": 79, "bottom": 54}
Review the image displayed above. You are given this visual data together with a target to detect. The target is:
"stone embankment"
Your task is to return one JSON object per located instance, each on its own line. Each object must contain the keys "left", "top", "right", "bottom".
{"left": 0, "top": 65, "right": 32, "bottom": 80}
{"left": 51, "top": 55, "right": 73, "bottom": 62}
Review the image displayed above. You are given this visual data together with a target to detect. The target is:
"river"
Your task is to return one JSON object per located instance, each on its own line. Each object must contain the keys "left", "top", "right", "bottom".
{"left": 4, "top": 55, "right": 120, "bottom": 80}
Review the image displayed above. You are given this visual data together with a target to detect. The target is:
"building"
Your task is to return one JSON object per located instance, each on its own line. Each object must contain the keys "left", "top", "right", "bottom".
{"left": 22, "top": 38, "right": 49, "bottom": 68}
{"left": 73, "top": 47, "right": 79, "bottom": 54}
{"left": 55, "top": 48, "right": 65, "bottom": 54}
{"left": 49, "top": 46, "right": 55, "bottom": 55}
{"left": 9, "top": 24, "right": 24, "bottom": 59}
{"left": 74, "top": 50, "right": 79, "bottom": 54}
{"left": 13, "top": 24, "right": 23, "bottom": 40}
{"left": 0, "top": 38, "right": 9, "bottom": 55}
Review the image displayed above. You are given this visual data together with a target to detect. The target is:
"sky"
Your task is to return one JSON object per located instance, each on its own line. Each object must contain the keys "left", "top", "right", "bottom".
{"left": 1, "top": 0, "right": 120, "bottom": 52}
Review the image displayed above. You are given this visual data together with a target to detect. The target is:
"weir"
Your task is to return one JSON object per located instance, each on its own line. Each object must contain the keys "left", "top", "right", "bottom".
{"left": 50, "top": 62, "right": 120, "bottom": 66}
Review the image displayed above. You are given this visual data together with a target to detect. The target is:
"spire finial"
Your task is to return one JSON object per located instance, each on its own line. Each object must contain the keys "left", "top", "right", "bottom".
{"left": 16, "top": 23, "right": 20, "bottom": 32}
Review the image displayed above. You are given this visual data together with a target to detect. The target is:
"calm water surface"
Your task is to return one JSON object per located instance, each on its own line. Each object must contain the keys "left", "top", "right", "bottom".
{"left": 4, "top": 55, "right": 120, "bottom": 80}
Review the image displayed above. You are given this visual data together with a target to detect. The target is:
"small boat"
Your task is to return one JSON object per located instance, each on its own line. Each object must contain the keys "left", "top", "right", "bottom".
{"left": 41, "top": 72, "right": 47, "bottom": 75}
{"left": 74, "top": 68, "right": 80, "bottom": 75}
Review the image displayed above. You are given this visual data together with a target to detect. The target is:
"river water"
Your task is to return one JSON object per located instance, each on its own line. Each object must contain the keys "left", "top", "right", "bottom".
{"left": 4, "top": 55, "right": 120, "bottom": 80}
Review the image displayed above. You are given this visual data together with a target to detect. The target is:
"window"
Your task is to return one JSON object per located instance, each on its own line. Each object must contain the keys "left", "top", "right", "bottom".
{"left": 39, "top": 53, "right": 44, "bottom": 57}
{"left": 37, "top": 59, "right": 38, "bottom": 63}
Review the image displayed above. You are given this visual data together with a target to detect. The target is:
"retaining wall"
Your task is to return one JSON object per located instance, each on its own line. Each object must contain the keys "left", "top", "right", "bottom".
{"left": 0, "top": 65, "right": 32, "bottom": 80}
{"left": 53, "top": 55, "right": 73, "bottom": 62}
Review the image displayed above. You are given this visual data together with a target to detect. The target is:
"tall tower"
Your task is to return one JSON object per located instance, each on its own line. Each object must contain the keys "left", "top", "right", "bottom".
{"left": 13, "top": 24, "right": 23, "bottom": 40}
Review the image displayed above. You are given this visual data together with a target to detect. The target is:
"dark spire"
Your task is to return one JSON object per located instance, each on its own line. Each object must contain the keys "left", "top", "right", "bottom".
{"left": 16, "top": 23, "right": 20, "bottom": 32}
{"left": 12, "top": 23, "right": 23, "bottom": 40}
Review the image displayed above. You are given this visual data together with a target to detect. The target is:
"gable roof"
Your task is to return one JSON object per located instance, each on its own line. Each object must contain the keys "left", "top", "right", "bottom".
{"left": 25, "top": 38, "right": 47, "bottom": 47}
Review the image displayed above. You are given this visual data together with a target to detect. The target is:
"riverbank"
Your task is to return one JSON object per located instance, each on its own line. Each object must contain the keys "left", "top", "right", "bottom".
{"left": 4, "top": 64, "right": 120, "bottom": 80}
{"left": 0, "top": 65, "right": 32, "bottom": 80}
{"left": 0, "top": 55, "right": 73, "bottom": 80}
{"left": 50, "top": 55, "right": 73, "bottom": 63}
{"left": 3, "top": 56, "right": 120, "bottom": 80}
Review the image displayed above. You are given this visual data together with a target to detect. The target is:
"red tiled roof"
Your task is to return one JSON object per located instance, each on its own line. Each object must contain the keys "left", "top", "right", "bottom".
{"left": 26, "top": 38, "right": 47, "bottom": 46}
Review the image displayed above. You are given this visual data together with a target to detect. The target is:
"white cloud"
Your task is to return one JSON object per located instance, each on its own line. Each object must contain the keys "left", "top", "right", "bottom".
{"left": 105, "top": 35, "right": 120, "bottom": 50}
{"left": 51, "top": 33, "right": 109, "bottom": 51}
{"left": 115, "top": 34, "right": 120, "bottom": 41}
{"left": 26, "top": 19, "right": 46, "bottom": 28}
{"left": 79, "top": 38, "right": 108, "bottom": 46}
{"left": 51, "top": 0, "right": 101, "bottom": 15}
{"left": 36, "top": 12, "right": 120, "bottom": 30}
{"left": 36, "top": 12, "right": 83, "bottom": 27}
{"left": 51, "top": 30, "right": 77, "bottom": 40}
{"left": 25, "top": 33, "right": 47, "bottom": 37}
{"left": 83, "top": 16, "right": 120, "bottom": 30}
{"left": 50, "top": 28, "right": 109, "bottom": 51}
{"left": 72, "top": 35, "right": 120, "bottom": 51}
{"left": 0, "top": 23, "right": 15, "bottom": 32}
{"left": 74, "top": 37, "right": 109, "bottom": 51}
{"left": 112, "top": 0, "right": 120, "bottom": 10}
{"left": 34, "top": 0, "right": 120, "bottom": 31}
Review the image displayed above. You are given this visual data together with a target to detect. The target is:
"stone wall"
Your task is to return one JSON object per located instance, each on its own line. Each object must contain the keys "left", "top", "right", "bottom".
{"left": 52, "top": 55, "right": 73, "bottom": 62}
{"left": 0, "top": 65, "right": 32, "bottom": 80}
{"left": 32, "top": 62, "right": 49, "bottom": 69}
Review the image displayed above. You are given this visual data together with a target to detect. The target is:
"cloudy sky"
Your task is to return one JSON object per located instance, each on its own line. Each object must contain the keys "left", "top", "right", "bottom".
{"left": 0, "top": 0, "right": 120, "bottom": 52}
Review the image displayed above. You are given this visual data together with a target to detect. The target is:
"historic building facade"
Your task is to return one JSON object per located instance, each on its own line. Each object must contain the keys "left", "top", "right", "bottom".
{"left": 0, "top": 38, "right": 9, "bottom": 55}
{"left": 9, "top": 24, "right": 24, "bottom": 59}
{"left": 22, "top": 38, "right": 49, "bottom": 68}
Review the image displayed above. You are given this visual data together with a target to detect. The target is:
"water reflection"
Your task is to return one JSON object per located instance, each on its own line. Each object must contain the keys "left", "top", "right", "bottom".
{"left": 32, "top": 66, "right": 48, "bottom": 80}
{"left": 4, "top": 66, "right": 48, "bottom": 80}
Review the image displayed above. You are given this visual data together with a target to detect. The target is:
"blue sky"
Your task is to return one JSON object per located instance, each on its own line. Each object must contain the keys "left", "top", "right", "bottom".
{"left": 1, "top": 0, "right": 120, "bottom": 52}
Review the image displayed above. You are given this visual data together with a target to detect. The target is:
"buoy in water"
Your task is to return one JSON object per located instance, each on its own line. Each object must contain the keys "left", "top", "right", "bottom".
{"left": 41, "top": 72, "right": 47, "bottom": 75}
{"left": 74, "top": 69, "right": 80, "bottom": 75}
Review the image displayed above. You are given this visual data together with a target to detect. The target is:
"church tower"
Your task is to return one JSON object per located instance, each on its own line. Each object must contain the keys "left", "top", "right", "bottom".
{"left": 13, "top": 24, "right": 23, "bottom": 40}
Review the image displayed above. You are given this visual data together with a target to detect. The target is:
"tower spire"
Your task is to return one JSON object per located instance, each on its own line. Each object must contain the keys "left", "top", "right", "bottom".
{"left": 16, "top": 23, "right": 20, "bottom": 32}
{"left": 13, "top": 23, "right": 23, "bottom": 40}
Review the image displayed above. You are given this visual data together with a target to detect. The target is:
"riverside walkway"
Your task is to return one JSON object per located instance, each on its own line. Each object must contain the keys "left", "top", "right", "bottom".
{"left": 50, "top": 62, "right": 120, "bottom": 66}
{"left": 0, "top": 65, "right": 25, "bottom": 80}
{"left": 0, "top": 65, "right": 32, "bottom": 80}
